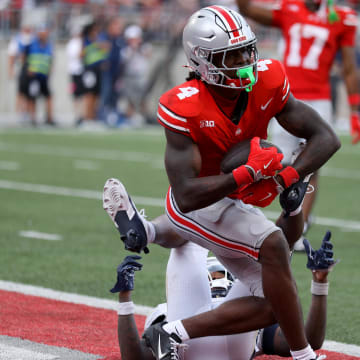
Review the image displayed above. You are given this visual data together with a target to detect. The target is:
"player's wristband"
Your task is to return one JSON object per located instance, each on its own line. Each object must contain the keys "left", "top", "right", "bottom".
{"left": 117, "top": 301, "right": 135, "bottom": 315}
{"left": 348, "top": 94, "right": 360, "bottom": 106}
{"left": 311, "top": 280, "right": 329, "bottom": 296}
{"left": 278, "top": 166, "right": 300, "bottom": 188}
{"left": 232, "top": 165, "right": 253, "bottom": 186}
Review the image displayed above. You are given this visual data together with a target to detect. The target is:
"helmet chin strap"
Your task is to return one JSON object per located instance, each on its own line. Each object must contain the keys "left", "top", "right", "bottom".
{"left": 236, "top": 66, "right": 255, "bottom": 92}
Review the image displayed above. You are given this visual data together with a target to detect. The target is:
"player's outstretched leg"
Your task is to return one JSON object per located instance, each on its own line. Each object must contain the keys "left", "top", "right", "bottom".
{"left": 103, "top": 178, "right": 150, "bottom": 254}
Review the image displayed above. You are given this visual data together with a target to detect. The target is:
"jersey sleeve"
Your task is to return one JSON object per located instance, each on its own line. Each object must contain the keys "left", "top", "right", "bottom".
{"left": 259, "top": 59, "right": 290, "bottom": 114}
{"left": 339, "top": 7, "right": 358, "bottom": 47}
{"left": 157, "top": 81, "right": 202, "bottom": 137}
{"left": 271, "top": 0, "right": 285, "bottom": 27}
{"left": 157, "top": 101, "right": 191, "bottom": 136}
{"left": 274, "top": 60, "right": 291, "bottom": 113}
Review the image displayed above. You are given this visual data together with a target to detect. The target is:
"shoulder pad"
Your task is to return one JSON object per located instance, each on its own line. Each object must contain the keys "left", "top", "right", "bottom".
{"left": 256, "top": 59, "right": 287, "bottom": 90}
{"left": 159, "top": 79, "right": 203, "bottom": 118}
{"left": 338, "top": 7, "right": 358, "bottom": 26}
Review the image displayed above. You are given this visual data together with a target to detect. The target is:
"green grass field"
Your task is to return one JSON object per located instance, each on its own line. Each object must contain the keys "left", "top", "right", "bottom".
{"left": 0, "top": 127, "right": 359, "bottom": 345}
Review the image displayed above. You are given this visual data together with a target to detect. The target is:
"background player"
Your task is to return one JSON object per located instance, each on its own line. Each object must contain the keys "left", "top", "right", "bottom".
{"left": 112, "top": 231, "right": 336, "bottom": 360}
{"left": 236, "top": 0, "right": 359, "bottom": 250}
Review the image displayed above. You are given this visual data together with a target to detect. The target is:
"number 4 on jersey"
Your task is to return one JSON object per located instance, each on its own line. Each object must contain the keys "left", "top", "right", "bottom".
{"left": 177, "top": 87, "right": 199, "bottom": 100}
{"left": 177, "top": 62, "right": 271, "bottom": 100}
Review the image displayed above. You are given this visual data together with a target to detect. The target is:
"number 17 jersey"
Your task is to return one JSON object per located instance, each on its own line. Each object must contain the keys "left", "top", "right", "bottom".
{"left": 272, "top": 0, "right": 357, "bottom": 100}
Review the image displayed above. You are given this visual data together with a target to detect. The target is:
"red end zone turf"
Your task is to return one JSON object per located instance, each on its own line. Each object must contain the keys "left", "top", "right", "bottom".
{"left": 0, "top": 289, "right": 358, "bottom": 360}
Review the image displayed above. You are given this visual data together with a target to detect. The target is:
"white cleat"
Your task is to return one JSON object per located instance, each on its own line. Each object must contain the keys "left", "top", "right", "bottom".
{"left": 103, "top": 178, "right": 149, "bottom": 254}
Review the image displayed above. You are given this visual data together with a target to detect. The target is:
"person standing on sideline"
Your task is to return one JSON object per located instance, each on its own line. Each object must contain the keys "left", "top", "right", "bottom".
{"left": 98, "top": 16, "right": 126, "bottom": 126}
{"left": 236, "top": 0, "right": 359, "bottom": 249}
{"left": 7, "top": 23, "right": 33, "bottom": 123}
{"left": 81, "top": 21, "right": 109, "bottom": 124}
{"left": 22, "top": 25, "right": 55, "bottom": 126}
{"left": 66, "top": 22, "right": 86, "bottom": 126}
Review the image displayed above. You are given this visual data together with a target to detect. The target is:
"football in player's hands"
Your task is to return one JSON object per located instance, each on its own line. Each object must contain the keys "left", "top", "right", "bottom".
{"left": 221, "top": 139, "right": 283, "bottom": 174}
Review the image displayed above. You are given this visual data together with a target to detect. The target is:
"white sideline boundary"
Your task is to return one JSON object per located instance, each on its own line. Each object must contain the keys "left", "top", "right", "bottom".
{"left": 0, "top": 280, "right": 359, "bottom": 357}
{"left": 0, "top": 179, "right": 359, "bottom": 231}
{"left": 0, "top": 280, "right": 153, "bottom": 316}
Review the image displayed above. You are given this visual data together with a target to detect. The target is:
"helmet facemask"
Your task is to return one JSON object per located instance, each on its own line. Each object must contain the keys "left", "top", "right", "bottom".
{"left": 207, "top": 257, "right": 234, "bottom": 298}
{"left": 183, "top": 5, "right": 259, "bottom": 91}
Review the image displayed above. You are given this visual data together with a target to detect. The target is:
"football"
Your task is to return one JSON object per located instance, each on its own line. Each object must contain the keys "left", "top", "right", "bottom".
{"left": 220, "top": 139, "right": 283, "bottom": 173}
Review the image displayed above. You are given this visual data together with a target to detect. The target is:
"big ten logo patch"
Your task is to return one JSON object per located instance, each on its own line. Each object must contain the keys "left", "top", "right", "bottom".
{"left": 200, "top": 120, "right": 215, "bottom": 128}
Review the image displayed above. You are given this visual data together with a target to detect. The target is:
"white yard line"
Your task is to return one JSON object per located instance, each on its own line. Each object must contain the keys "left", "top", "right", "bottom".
{"left": 0, "top": 344, "right": 59, "bottom": 360}
{"left": 263, "top": 210, "right": 360, "bottom": 232}
{"left": 19, "top": 231, "right": 62, "bottom": 241}
{"left": 0, "top": 141, "right": 163, "bottom": 164}
{"left": 0, "top": 280, "right": 359, "bottom": 356}
{"left": 0, "top": 280, "right": 153, "bottom": 316}
{"left": 73, "top": 160, "right": 100, "bottom": 171}
{"left": 0, "top": 179, "right": 358, "bottom": 231}
{"left": 1, "top": 141, "right": 360, "bottom": 178}
{"left": 0, "top": 161, "right": 20, "bottom": 171}
{"left": 321, "top": 167, "right": 360, "bottom": 180}
{"left": 0, "top": 179, "right": 165, "bottom": 207}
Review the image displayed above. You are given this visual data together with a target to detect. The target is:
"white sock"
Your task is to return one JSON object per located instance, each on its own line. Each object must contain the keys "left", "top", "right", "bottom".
{"left": 144, "top": 220, "right": 155, "bottom": 243}
{"left": 163, "top": 320, "right": 190, "bottom": 341}
{"left": 290, "top": 344, "right": 316, "bottom": 360}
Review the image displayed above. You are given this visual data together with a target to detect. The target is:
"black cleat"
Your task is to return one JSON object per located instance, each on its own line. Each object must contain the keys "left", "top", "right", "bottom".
{"left": 142, "top": 321, "right": 182, "bottom": 360}
{"left": 103, "top": 178, "right": 149, "bottom": 254}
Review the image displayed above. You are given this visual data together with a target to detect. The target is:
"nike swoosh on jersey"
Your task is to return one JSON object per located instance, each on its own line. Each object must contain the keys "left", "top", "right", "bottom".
{"left": 259, "top": 192, "right": 273, "bottom": 202}
{"left": 158, "top": 335, "right": 167, "bottom": 359}
{"left": 261, "top": 98, "right": 273, "bottom": 110}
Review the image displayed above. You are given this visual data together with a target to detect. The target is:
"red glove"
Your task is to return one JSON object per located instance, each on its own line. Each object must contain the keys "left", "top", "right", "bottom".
{"left": 350, "top": 112, "right": 360, "bottom": 144}
{"left": 237, "top": 177, "right": 283, "bottom": 207}
{"left": 246, "top": 137, "right": 283, "bottom": 181}
{"left": 235, "top": 166, "right": 299, "bottom": 207}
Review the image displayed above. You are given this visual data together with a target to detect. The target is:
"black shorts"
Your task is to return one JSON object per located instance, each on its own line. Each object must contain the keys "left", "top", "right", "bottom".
{"left": 71, "top": 74, "right": 85, "bottom": 98}
{"left": 18, "top": 66, "right": 28, "bottom": 96}
{"left": 24, "top": 73, "right": 51, "bottom": 100}
{"left": 82, "top": 66, "right": 101, "bottom": 95}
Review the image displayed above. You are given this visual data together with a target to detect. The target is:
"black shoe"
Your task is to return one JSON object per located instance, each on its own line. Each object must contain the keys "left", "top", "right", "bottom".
{"left": 142, "top": 321, "right": 182, "bottom": 360}
{"left": 279, "top": 174, "right": 312, "bottom": 218}
{"left": 103, "top": 178, "right": 149, "bottom": 254}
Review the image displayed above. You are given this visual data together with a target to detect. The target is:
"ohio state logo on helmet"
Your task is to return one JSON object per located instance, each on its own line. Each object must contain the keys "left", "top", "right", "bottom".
{"left": 182, "top": 5, "right": 259, "bottom": 90}
{"left": 207, "top": 5, "right": 247, "bottom": 45}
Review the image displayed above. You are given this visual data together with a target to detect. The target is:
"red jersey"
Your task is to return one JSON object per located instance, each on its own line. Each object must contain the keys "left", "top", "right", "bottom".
{"left": 272, "top": 0, "right": 357, "bottom": 100}
{"left": 157, "top": 59, "right": 290, "bottom": 178}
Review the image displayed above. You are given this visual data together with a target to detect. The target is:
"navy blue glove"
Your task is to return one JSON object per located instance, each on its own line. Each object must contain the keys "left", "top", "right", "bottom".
{"left": 303, "top": 231, "right": 338, "bottom": 271}
{"left": 110, "top": 255, "right": 143, "bottom": 293}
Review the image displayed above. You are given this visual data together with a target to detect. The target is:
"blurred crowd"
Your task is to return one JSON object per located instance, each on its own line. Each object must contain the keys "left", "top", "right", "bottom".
{"left": 5, "top": 0, "right": 212, "bottom": 127}
{"left": 3, "top": 0, "right": 359, "bottom": 128}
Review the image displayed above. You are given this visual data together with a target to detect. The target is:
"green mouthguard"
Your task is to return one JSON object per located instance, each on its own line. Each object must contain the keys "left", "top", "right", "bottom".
{"left": 327, "top": 0, "right": 339, "bottom": 23}
{"left": 236, "top": 66, "right": 255, "bottom": 92}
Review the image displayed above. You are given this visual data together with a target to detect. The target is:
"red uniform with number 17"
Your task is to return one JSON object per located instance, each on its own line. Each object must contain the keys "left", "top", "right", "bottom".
{"left": 157, "top": 58, "right": 290, "bottom": 178}
{"left": 272, "top": 0, "right": 357, "bottom": 100}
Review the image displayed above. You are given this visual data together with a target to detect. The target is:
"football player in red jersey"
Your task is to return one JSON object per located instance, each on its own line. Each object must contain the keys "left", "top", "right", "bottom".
{"left": 105, "top": 6, "right": 340, "bottom": 360}
{"left": 236, "top": 0, "right": 359, "bottom": 249}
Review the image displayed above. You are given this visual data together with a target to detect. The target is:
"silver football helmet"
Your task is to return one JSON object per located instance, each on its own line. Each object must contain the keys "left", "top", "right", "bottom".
{"left": 207, "top": 257, "right": 234, "bottom": 298}
{"left": 183, "top": 5, "right": 259, "bottom": 91}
